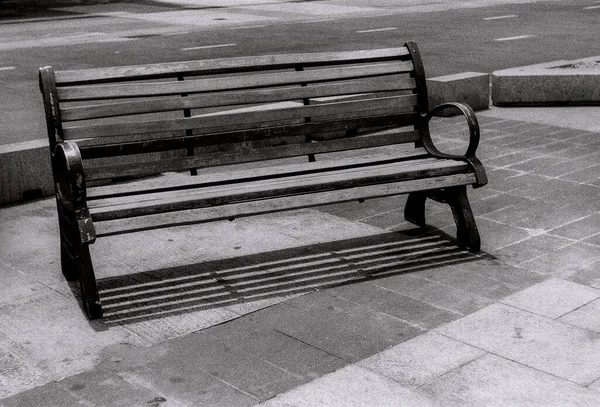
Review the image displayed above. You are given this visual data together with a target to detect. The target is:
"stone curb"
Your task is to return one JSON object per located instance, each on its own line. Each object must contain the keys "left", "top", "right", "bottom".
{"left": 492, "top": 56, "right": 600, "bottom": 107}
{"left": 0, "top": 72, "right": 491, "bottom": 206}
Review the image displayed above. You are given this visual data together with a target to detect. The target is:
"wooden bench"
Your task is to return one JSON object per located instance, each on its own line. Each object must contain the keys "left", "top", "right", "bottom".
{"left": 39, "top": 41, "right": 487, "bottom": 319}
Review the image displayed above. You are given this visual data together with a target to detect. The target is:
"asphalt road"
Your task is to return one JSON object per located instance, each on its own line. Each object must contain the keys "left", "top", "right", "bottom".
{"left": 1, "top": 0, "right": 599, "bottom": 145}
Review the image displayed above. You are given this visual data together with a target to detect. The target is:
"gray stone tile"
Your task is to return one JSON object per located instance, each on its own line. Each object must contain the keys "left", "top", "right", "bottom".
{"left": 372, "top": 272, "right": 493, "bottom": 316}
{"left": 501, "top": 278, "right": 600, "bottom": 319}
{"left": 249, "top": 294, "right": 423, "bottom": 362}
{"left": 584, "top": 233, "right": 600, "bottom": 247}
{"left": 358, "top": 332, "right": 484, "bottom": 388}
{"left": 421, "top": 353, "right": 600, "bottom": 407}
{"left": 570, "top": 258, "right": 600, "bottom": 287}
{"left": 259, "top": 365, "right": 434, "bottom": 407}
{"left": 206, "top": 317, "right": 347, "bottom": 379}
{"left": 437, "top": 303, "right": 600, "bottom": 385}
{"left": 417, "top": 264, "right": 525, "bottom": 301}
{"left": 122, "top": 364, "right": 257, "bottom": 407}
{"left": 0, "top": 382, "right": 83, "bottom": 407}
{"left": 519, "top": 242, "right": 600, "bottom": 279}
{"left": 493, "top": 234, "right": 573, "bottom": 265}
{"left": 559, "top": 299, "right": 600, "bottom": 334}
{"left": 166, "top": 332, "right": 305, "bottom": 400}
{"left": 451, "top": 258, "right": 547, "bottom": 290}
{"left": 331, "top": 282, "right": 461, "bottom": 330}
{"left": 551, "top": 213, "right": 600, "bottom": 241}
{"left": 0, "top": 342, "right": 49, "bottom": 400}
{"left": 480, "top": 223, "right": 533, "bottom": 252}
{"left": 57, "top": 370, "right": 160, "bottom": 407}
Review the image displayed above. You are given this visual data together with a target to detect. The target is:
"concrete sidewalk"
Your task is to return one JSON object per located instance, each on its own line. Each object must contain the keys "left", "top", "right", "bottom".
{"left": 1, "top": 105, "right": 599, "bottom": 406}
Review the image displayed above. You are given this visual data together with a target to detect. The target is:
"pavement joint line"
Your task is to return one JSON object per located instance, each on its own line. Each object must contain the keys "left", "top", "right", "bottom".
{"left": 583, "top": 5, "right": 600, "bottom": 9}
{"left": 181, "top": 43, "right": 237, "bottom": 51}
{"left": 483, "top": 14, "right": 517, "bottom": 20}
{"left": 0, "top": 66, "right": 16, "bottom": 71}
{"left": 494, "top": 35, "right": 535, "bottom": 41}
{"left": 356, "top": 27, "right": 398, "bottom": 33}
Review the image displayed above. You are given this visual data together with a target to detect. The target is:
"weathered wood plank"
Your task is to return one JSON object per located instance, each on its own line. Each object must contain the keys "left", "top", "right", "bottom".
{"left": 63, "top": 95, "right": 417, "bottom": 139}
{"left": 87, "top": 147, "right": 431, "bottom": 199}
{"left": 57, "top": 62, "right": 414, "bottom": 101}
{"left": 60, "top": 78, "right": 416, "bottom": 121}
{"left": 84, "top": 129, "right": 420, "bottom": 180}
{"left": 55, "top": 48, "right": 411, "bottom": 84}
{"left": 77, "top": 115, "right": 417, "bottom": 155}
{"left": 93, "top": 173, "right": 477, "bottom": 234}
{"left": 89, "top": 161, "right": 470, "bottom": 221}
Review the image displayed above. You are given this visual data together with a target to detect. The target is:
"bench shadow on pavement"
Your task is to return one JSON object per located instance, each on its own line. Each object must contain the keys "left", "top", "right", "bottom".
{"left": 79, "top": 228, "right": 483, "bottom": 327}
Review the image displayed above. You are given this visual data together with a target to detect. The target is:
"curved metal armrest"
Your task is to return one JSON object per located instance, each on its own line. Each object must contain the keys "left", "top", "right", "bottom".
{"left": 420, "top": 102, "right": 488, "bottom": 187}
{"left": 53, "top": 141, "right": 96, "bottom": 244}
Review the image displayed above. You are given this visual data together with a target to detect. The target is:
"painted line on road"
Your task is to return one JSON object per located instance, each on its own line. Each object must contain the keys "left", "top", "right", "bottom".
{"left": 298, "top": 19, "right": 336, "bottom": 24}
{"left": 0, "top": 66, "right": 16, "bottom": 71}
{"left": 356, "top": 27, "right": 398, "bottom": 33}
{"left": 181, "top": 43, "right": 237, "bottom": 51}
{"left": 229, "top": 25, "right": 267, "bottom": 30}
{"left": 494, "top": 35, "right": 535, "bottom": 41}
{"left": 483, "top": 14, "right": 517, "bottom": 20}
{"left": 583, "top": 5, "right": 600, "bottom": 9}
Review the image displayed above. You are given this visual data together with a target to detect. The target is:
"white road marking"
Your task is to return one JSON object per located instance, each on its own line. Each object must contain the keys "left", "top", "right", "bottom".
{"left": 356, "top": 27, "right": 398, "bottom": 33}
{"left": 297, "top": 18, "right": 336, "bottom": 24}
{"left": 583, "top": 5, "right": 600, "bottom": 9}
{"left": 0, "top": 67, "right": 16, "bottom": 71}
{"left": 229, "top": 25, "right": 267, "bottom": 30}
{"left": 181, "top": 43, "right": 237, "bottom": 51}
{"left": 483, "top": 14, "right": 517, "bottom": 20}
{"left": 494, "top": 35, "right": 535, "bottom": 41}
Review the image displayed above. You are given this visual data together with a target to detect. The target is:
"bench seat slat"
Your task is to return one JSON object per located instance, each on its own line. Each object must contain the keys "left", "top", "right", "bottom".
{"left": 94, "top": 172, "right": 477, "bottom": 236}
{"left": 61, "top": 78, "right": 416, "bottom": 121}
{"left": 54, "top": 48, "right": 411, "bottom": 85}
{"left": 89, "top": 159, "right": 470, "bottom": 221}
{"left": 87, "top": 148, "right": 431, "bottom": 199}
{"left": 84, "top": 129, "right": 420, "bottom": 180}
{"left": 63, "top": 95, "right": 417, "bottom": 139}
{"left": 57, "top": 62, "right": 414, "bottom": 101}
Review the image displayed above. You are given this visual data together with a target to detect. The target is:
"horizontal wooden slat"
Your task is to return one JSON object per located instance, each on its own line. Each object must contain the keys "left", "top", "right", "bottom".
{"left": 63, "top": 95, "right": 417, "bottom": 139}
{"left": 89, "top": 159, "right": 469, "bottom": 221}
{"left": 94, "top": 173, "right": 477, "bottom": 235}
{"left": 55, "top": 47, "right": 411, "bottom": 85}
{"left": 78, "top": 115, "right": 416, "bottom": 155}
{"left": 61, "top": 77, "right": 416, "bottom": 121}
{"left": 87, "top": 148, "right": 430, "bottom": 199}
{"left": 57, "top": 61, "right": 414, "bottom": 101}
{"left": 84, "top": 129, "right": 420, "bottom": 180}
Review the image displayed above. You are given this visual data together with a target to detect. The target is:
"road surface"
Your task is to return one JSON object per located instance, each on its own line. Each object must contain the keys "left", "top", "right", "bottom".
{"left": 1, "top": 0, "right": 599, "bottom": 145}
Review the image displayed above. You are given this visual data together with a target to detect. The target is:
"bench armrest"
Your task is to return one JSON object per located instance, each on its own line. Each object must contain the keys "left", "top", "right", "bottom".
{"left": 420, "top": 102, "right": 488, "bottom": 187}
{"left": 53, "top": 141, "right": 96, "bottom": 244}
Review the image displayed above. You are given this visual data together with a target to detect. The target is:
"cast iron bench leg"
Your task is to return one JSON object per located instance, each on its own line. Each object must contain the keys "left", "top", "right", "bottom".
{"left": 76, "top": 245, "right": 103, "bottom": 319}
{"left": 404, "top": 191, "right": 428, "bottom": 227}
{"left": 404, "top": 187, "right": 481, "bottom": 253}
{"left": 445, "top": 186, "right": 481, "bottom": 253}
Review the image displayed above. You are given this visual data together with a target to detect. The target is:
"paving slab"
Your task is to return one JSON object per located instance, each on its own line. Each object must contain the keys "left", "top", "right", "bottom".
{"left": 437, "top": 303, "right": 600, "bottom": 386}
{"left": 420, "top": 353, "right": 600, "bottom": 407}
{"left": 357, "top": 332, "right": 484, "bottom": 388}
{"left": 258, "top": 364, "right": 433, "bottom": 407}
{"left": 501, "top": 278, "right": 600, "bottom": 319}
{"left": 247, "top": 293, "right": 423, "bottom": 363}
{"left": 559, "top": 299, "right": 600, "bottom": 334}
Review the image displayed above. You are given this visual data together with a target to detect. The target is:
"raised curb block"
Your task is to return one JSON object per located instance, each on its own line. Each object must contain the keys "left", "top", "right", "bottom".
{"left": 0, "top": 139, "right": 53, "bottom": 206}
{"left": 0, "top": 72, "right": 490, "bottom": 207}
{"left": 492, "top": 56, "right": 600, "bottom": 106}
{"left": 427, "top": 72, "right": 490, "bottom": 112}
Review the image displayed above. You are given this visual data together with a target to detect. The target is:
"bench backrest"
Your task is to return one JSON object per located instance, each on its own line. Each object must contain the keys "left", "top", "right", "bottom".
{"left": 40, "top": 41, "right": 428, "bottom": 182}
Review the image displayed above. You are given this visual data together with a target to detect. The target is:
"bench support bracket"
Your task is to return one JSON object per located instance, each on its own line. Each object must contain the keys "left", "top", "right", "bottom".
{"left": 404, "top": 186, "right": 480, "bottom": 252}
